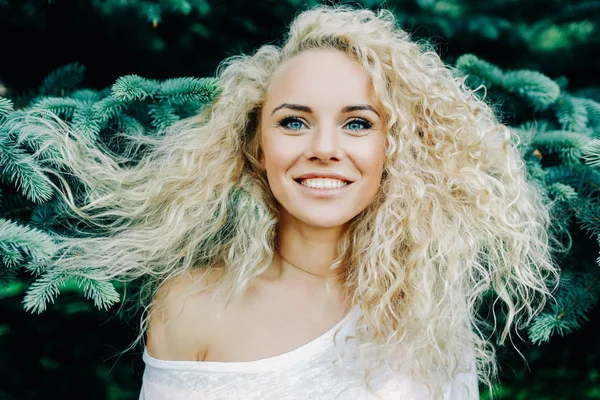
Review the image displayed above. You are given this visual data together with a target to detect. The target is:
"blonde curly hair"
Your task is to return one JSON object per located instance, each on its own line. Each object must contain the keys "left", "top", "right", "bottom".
{"left": 24, "top": 4, "right": 562, "bottom": 399}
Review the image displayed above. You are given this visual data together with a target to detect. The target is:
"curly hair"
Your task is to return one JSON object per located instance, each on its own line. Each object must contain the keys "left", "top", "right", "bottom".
{"left": 24, "top": 4, "right": 562, "bottom": 399}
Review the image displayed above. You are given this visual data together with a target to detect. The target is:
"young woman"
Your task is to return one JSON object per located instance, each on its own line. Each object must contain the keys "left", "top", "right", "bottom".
{"left": 33, "top": 5, "right": 561, "bottom": 399}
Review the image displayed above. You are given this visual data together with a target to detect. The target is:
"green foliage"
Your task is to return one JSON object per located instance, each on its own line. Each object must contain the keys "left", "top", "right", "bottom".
{"left": 0, "top": 131, "right": 56, "bottom": 203}
{"left": 528, "top": 268, "right": 599, "bottom": 344}
{"left": 582, "top": 139, "right": 600, "bottom": 168}
{"left": 38, "top": 63, "right": 85, "bottom": 97}
{"left": 111, "top": 75, "right": 156, "bottom": 102}
{"left": 0, "top": 218, "right": 57, "bottom": 270}
{"left": 0, "top": 97, "right": 13, "bottom": 117}
{"left": 22, "top": 269, "right": 121, "bottom": 314}
{"left": 0, "top": 64, "right": 219, "bottom": 319}
{"left": 91, "top": 0, "right": 212, "bottom": 25}
{"left": 456, "top": 54, "right": 561, "bottom": 110}
{"left": 454, "top": 53, "right": 600, "bottom": 348}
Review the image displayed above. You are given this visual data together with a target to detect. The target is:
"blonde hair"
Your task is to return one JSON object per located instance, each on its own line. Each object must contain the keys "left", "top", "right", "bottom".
{"left": 23, "top": 4, "right": 563, "bottom": 399}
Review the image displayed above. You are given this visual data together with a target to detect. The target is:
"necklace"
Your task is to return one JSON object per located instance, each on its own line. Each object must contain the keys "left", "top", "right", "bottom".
{"left": 277, "top": 253, "right": 331, "bottom": 278}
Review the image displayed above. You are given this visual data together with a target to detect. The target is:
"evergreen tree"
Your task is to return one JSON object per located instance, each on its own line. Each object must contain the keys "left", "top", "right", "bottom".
{"left": 0, "top": 63, "right": 220, "bottom": 310}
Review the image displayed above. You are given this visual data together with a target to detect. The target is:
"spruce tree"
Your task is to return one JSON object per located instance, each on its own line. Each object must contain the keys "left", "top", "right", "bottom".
{"left": 0, "top": 63, "right": 220, "bottom": 312}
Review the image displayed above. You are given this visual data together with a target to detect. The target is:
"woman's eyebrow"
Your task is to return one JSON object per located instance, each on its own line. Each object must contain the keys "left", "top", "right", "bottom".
{"left": 271, "top": 103, "right": 380, "bottom": 117}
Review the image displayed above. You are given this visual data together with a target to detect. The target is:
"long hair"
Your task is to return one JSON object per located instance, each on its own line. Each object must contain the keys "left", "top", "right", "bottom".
{"left": 22, "top": 4, "right": 562, "bottom": 399}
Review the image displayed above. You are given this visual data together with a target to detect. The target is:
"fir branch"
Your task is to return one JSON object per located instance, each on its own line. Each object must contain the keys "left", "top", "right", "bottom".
{"left": 547, "top": 182, "right": 578, "bottom": 202}
{"left": 72, "top": 105, "right": 102, "bottom": 139}
{"left": 561, "top": 146, "right": 586, "bottom": 166}
{"left": 72, "top": 273, "right": 121, "bottom": 310}
{"left": 32, "top": 97, "right": 82, "bottom": 119}
{"left": 456, "top": 54, "right": 504, "bottom": 89}
{"left": 582, "top": 98, "right": 600, "bottom": 119}
{"left": 1, "top": 114, "right": 68, "bottom": 168}
{"left": 582, "top": 138, "right": 600, "bottom": 168}
{"left": 0, "top": 217, "right": 57, "bottom": 261}
{"left": 532, "top": 130, "right": 590, "bottom": 165}
{"left": 93, "top": 95, "right": 127, "bottom": 125}
{"left": 0, "top": 97, "right": 14, "bottom": 118}
{"left": 22, "top": 266, "right": 120, "bottom": 313}
{"left": 580, "top": 98, "right": 600, "bottom": 133}
{"left": 149, "top": 101, "right": 180, "bottom": 131}
{"left": 28, "top": 201, "right": 64, "bottom": 233}
{"left": 525, "top": 158, "right": 547, "bottom": 182}
{"left": 555, "top": 94, "right": 590, "bottom": 133}
{"left": 577, "top": 198, "right": 600, "bottom": 239}
{"left": 174, "top": 99, "right": 205, "bottom": 118}
{"left": 0, "top": 241, "right": 25, "bottom": 269}
{"left": 529, "top": 269, "right": 600, "bottom": 344}
{"left": 545, "top": 165, "right": 600, "bottom": 198}
{"left": 503, "top": 70, "right": 561, "bottom": 110}
{"left": 113, "top": 114, "right": 144, "bottom": 136}
{"left": 157, "top": 77, "right": 220, "bottom": 105}
{"left": 39, "top": 63, "right": 85, "bottom": 97}
{"left": 111, "top": 75, "right": 156, "bottom": 102}
{"left": 22, "top": 269, "right": 69, "bottom": 314}
{"left": 22, "top": 258, "right": 51, "bottom": 277}
{"left": 456, "top": 55, "right": 561, "bottom": 111}
{"left": 0, "top": 138, "right": 56, "bottom": 203}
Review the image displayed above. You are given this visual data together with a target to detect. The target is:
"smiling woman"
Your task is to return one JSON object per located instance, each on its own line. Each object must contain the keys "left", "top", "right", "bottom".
{"left": 29, "top": 4, "right": 561, "bottom": 400}
{"left": 260, "top": 49, "right": 386, "bottom": 240}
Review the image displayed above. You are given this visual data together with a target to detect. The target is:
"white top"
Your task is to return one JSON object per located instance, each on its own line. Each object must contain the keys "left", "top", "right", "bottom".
{"left": 139, "top": 306, "right": 479, "bottom": 399}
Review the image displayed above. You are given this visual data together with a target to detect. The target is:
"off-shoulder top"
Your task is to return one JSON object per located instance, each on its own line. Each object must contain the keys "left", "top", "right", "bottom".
{"left": 139, "top": 306, "right": 479, "bottom": 399}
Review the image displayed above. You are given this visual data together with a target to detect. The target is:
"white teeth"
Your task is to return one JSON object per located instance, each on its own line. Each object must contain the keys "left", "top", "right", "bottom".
{"left": 299, "top": 178, "right": 349, "bottom": 189}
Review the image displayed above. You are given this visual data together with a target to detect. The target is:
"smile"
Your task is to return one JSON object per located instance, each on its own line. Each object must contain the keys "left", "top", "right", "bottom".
{"left": 293, "top": 178, "right": 352, "bottom": 198}
{"left": 297, "top": 178, "right": 349, "bottom": 189}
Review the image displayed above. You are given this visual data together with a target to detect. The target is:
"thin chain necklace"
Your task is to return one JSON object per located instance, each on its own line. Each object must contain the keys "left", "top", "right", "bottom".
{"left": 277, "top": 253, "right": 332, "bottom": 278}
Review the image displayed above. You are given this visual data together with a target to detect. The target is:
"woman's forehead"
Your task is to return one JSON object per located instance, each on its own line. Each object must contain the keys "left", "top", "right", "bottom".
{"left": 264, "top": 49, "right": 381, "bottom": 114}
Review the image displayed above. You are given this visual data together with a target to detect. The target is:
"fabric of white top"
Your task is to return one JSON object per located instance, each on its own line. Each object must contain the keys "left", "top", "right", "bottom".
{"left": 139, "top": 306, "right": 479, "bottom": 400}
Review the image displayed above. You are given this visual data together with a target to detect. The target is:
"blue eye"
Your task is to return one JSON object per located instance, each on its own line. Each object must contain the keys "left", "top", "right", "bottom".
{"left": 346, "top": 118, "right": 372, "bottom": 131}
{"left": 278, "top": 117, "right": 306, "bottom": 131}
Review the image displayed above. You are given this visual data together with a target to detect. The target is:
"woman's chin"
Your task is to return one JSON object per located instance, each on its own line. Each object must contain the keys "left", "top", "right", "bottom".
{"left": 298, "top": 215, "right": 353, "bottom": 230}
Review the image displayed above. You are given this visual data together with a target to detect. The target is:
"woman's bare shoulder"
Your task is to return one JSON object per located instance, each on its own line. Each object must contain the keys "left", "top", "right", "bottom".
{"left": 146, "top": 267, "right": 225, "bottom": 361}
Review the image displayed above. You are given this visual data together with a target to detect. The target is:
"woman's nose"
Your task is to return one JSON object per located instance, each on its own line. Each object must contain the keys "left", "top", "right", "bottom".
{"left": 307, "top": 123, "right": 343, "bottom": 163}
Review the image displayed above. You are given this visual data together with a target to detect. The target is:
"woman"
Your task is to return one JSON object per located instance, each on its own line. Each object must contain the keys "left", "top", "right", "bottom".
{"left": 32, "top": 5, "right": 561, "bottom": 400}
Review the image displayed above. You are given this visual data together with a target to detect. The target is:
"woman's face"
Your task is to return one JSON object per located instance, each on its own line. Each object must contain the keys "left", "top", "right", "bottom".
{"left": 259, "top": 48, "right": 386, "bottom": 230}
